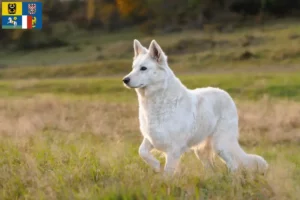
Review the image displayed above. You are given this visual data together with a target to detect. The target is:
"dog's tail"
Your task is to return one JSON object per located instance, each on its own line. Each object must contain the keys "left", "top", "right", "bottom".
{"left": 230, "top": 141, "right": 269, "bottom": 174}
{"left": 195, "top": 138, "right": 268, "bottom": 174}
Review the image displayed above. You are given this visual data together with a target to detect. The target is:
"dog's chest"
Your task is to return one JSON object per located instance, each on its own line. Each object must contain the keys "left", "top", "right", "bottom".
{"left": 139, "top": 100, "right": 174, "bottom": 129}
{"left": 138, "top": 97, "right": 192, "bottom": 149}
{"left": 139, "top": 108, "right": 172, "bottom": 150}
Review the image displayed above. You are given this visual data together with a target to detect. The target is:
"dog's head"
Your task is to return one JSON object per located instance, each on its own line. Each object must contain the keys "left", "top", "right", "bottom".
{"left": 123, "top": 39, "right": 169, "bottom": 89}
{"left": 8, "top": 3, "right": 17, "bottom": 14}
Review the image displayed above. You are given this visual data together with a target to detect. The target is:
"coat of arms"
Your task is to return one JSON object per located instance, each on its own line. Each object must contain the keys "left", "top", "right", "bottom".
{"left": 8, "top": 3, "right": 17, "bottom": 14}
{"left": 28, "top": 3, "right": 36, "bottom": 15}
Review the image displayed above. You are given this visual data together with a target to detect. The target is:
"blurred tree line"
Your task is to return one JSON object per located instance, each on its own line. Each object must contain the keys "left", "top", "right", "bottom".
{"left": 0, "top": 0, "right": 299, "bottom": 51}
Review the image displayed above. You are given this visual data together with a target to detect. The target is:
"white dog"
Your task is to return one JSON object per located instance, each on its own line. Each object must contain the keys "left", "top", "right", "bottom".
{"left": 123, "top": 39, "right": 268, "bottom": 175}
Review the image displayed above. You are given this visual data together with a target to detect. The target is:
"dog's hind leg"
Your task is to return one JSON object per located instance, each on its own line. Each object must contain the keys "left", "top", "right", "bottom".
{"left": 212, "top": 119, "right": 268, "bottom": 173}
{"left": 194, "top": 137, "right": 215, "bottom": 170}
{"left": 211, "top": 120, "right": 240, "bottom": 172}
{"left": 139, "top": 138, "right": 161, "bottom": 172}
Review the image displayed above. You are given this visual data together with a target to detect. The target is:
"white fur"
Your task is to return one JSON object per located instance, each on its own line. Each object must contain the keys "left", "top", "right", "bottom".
{"left": 123, "top": 39, "right": 268, "bottom": 175}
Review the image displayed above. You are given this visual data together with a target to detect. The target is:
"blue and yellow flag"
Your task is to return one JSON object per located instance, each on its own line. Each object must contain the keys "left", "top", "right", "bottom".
{"left": 2, "top": 2, "right": 42, "bottom": 29}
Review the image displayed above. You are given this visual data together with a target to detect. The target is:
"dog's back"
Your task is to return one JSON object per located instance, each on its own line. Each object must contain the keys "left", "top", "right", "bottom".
{"left": 191, "top": 87, "right": 238, "bottom": 121}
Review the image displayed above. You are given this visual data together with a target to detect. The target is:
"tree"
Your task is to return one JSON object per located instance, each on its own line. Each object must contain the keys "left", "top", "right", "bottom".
{"left": 87, "top": 0, "right": 95, "bottom": 22}
{"left": 116, "top": 0, "right": 148, "bottom": 21}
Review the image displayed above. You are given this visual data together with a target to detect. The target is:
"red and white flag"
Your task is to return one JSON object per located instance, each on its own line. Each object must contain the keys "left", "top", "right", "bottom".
{"left": 22, "top": 15, "right": 33, "bottom": 29}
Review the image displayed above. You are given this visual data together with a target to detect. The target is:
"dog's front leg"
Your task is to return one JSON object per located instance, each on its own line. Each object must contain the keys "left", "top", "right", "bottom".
{"left": 164, "top": 150, "right": 182, "bottom": 176}
{"left": 139, "top": 138, "right": 161, "bottom": 172}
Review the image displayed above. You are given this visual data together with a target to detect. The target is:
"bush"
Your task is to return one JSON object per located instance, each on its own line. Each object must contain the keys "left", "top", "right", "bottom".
{"left": 16, "top": 30, "right": 69, "bottom": 51}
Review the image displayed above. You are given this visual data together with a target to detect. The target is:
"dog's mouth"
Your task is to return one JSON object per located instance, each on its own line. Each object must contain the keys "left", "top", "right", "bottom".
{"left": 135, "top": 84, "right": 145, "bottom": 88}
{"left": 124, "top": 83, "right": 145, "bottom": 89}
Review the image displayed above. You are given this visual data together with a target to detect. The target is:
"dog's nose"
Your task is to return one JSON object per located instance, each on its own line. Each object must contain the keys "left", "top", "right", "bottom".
{"left": 123, "top": 77, "right": 130, "bottom": 84}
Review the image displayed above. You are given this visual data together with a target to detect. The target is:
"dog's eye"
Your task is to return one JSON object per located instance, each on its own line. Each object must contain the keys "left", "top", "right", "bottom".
{"left": 140, "top": 66, "right": 147, "bottom": 71}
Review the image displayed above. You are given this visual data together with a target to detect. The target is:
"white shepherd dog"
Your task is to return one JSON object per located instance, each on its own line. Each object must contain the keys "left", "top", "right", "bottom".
{"left": 123, "top": 39, "right": 268, "bottom": 175}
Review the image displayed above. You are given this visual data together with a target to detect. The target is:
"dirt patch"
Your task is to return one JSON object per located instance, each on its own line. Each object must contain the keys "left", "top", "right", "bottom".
{"left": 238, "top": 50, "right": 257, "bottom": 60}
{"left": 166, "top": 35, "right": 271, "bottom": 55}
{"left": 272, "top": 48, "right": 300, "bottom": 61}
{"left": 100, "top": 41, "right": 132, "bottom": 58}
{"left": 0, "top": 64, "right": 8, "bottom": 69}
{"left": 67, "top": 44, "right": 81, "bottom": 52}
{"left": 165, "top": 38, "right": 233, "bottom": 55}
{"left": 289, "top": 34, "right": 300, "bottom": 40}
{"left": 240, "top": 35, "right": 271, "bottom": 47}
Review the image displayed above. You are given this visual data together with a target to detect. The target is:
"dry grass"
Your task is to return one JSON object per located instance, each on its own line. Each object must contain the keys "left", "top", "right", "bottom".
{"left": 1, "top": 96, "right": 299, "bottom": 144}
{"left": 0, "top": 96, "right": 138, "bottom": 141}
{"left": 0, "top": 96, "right": 299, "bottom": 199}
{"left": 238, "top": 97, "right": 300, "bottom": 145}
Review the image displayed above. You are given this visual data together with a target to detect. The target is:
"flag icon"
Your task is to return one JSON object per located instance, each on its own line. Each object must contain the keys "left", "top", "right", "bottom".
{"left": 1, "top": 2, "right": 42, "bottom": 29}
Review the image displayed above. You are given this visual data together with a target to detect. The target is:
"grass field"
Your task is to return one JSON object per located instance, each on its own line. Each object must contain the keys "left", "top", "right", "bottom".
{"left": 1, "top": 19, "right": 300, "bottom": 76}
{"left": 0, "top": 74, "right": 300, "bottom": 199}
{"left": 0, "top": 20, "right": 300, "bottom": 199}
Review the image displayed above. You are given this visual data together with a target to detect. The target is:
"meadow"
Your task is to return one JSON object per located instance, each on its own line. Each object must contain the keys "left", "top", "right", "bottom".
{"left": 0, "top": 19, "right": 300, "bottom": 199}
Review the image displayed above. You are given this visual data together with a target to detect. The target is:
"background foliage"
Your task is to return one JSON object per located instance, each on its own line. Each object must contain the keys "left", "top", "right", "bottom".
{"left": 0, "top": 0, "right": 300, "bottom": 50}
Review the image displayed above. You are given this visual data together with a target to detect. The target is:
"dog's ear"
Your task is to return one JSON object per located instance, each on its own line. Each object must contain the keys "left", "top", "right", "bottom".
{"left": 133, "top": 39, "right": 147, "bottom": 58}
{"left": 148, "top": 40, "right": 166, "bottom": 63}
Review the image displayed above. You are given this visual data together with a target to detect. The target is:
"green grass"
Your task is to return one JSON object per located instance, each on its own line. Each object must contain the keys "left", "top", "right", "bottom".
{"left": 1, "top": 131, "right": 299, "bottom": 200}
{"left": 0, "top": 60, "right": 132, "bottom": 79}
{"left": 1, "top": 19, "right": 300, "bottom": 77}
{"left": 0, "top": 73, "right": 300, "bottom": 102}
{"left": 0, "top": 130, "right": 299, "bottom": 199}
